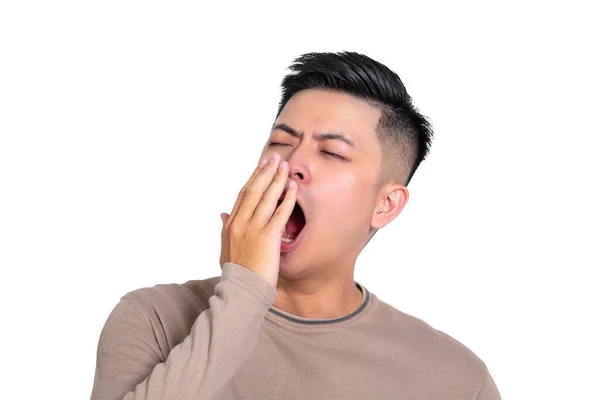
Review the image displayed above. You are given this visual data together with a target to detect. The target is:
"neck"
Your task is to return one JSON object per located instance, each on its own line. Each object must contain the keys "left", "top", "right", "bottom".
{"left": 272, "top": 269, "right": 363, "bottom": 319}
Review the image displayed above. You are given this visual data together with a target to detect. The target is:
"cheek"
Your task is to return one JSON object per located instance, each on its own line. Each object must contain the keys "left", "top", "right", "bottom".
{"left": 317, "top": 173, "right": 369, "bottom": 220}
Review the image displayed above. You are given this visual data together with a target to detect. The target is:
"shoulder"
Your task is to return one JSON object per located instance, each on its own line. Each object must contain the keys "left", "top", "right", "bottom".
{"left": 123, "top": 275, "right": 221, "bottom": 314}
{"left": 119, "top": 275, "right": 221, "bottom": 352}
{"left": 370, "top": 295, "right": 493, "bottom": 396}
{"left": 374, "top": 296, "right": 485, "bottom": 361}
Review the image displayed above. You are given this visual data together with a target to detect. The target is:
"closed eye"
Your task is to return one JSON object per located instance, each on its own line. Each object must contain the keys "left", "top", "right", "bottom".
{"left": 322, "top": 151, "right": 346, "bottom": 161}
{"left": 268, "top": 143, "right": 346, "bottom": 161}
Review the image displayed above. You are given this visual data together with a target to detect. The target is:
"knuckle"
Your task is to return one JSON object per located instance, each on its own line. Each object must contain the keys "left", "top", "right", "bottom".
{"left": 229, "top": 222, "right": 243, "bottom": 238}
{"left": 257, "top": 229, "right": 271, "bottom": 241}
{"left": 257, "top": 195, "right": 270, "bottom": 207}
{"left": 246, "top": 220, "right": 260, "bottom": 234}
{"left": 244, "top": 189, "right": 256, "bottom": 199}
{"left": 244, "top": 184, "right": 258, "bottom": 195}
{"left": 273, "top": 206, "right": 285, "bottom": 217}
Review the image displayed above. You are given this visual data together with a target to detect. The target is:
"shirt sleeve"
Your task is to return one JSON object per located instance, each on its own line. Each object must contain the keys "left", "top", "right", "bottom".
{"left": 90, "top": 262, "right": 279, "bottom": 400}
{"left": 475, "top": 368, "right": 502, "bottom": 400}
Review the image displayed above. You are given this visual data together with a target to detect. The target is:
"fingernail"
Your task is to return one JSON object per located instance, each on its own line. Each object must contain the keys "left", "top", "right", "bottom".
{"left": 278, "top": 160, "right": 287, "bottom": 171}
{"left": 258, "top": 158, "right": 268, "bottom": 168}
{"left": 269, "top": 153, "right": 280, "bottom": 164}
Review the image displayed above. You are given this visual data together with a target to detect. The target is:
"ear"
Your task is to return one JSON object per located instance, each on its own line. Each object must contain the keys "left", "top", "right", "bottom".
{"left": 370, "top": 184, "right": 409, "bottom": 230}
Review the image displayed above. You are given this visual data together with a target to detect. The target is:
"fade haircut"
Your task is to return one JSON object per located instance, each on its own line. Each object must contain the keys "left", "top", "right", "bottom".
{"left": 274, "top": 51, "right": 433, "bottom": 187}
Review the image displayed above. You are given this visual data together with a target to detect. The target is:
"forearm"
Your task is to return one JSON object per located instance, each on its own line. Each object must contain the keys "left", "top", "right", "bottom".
{"left": 91, "top": 262, "right": 278, "bottom": 400}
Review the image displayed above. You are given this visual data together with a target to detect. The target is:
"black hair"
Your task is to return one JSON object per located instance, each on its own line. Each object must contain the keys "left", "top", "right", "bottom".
{"left": 275, "top": 51, "right": 433, "bottom": 187}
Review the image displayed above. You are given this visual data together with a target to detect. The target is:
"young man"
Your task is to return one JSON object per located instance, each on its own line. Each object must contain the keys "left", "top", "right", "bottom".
{"left": 91, "top": 52, "right": 501, "bottom": 399}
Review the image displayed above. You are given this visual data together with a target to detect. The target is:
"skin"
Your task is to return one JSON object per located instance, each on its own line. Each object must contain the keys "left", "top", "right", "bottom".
{"left": 259, "top": 89, "right": 410, "bottom": 319}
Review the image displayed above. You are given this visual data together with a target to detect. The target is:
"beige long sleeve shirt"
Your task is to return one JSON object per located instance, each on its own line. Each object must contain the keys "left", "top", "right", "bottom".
{"left": 91, "top": 262, "right": 501, "bottom": 399}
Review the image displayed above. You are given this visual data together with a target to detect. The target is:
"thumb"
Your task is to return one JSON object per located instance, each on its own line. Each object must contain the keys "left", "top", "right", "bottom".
{"left": 220, "top": 213, "right": 230, "bottom": 226}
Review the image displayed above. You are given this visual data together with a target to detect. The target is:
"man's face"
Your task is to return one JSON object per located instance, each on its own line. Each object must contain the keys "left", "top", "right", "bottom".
{"left": 260, "top": 89, "right": 384, "bottom": 278}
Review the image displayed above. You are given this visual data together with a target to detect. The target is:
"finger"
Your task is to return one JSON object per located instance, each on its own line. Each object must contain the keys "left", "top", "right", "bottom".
{"left": 251, "top": 160, "right": 291, "bottom": 227}
{"left": 228, "top": 156, "right": 275, "bottom": 225}
{"left": 220, "top": 213, "right": 230, "bottom": 227}
{"left": 236, "top": 154, "right": 282, "bottom": 222}
{"left": 265, "top": 179, "right": 297, "bottom": 235}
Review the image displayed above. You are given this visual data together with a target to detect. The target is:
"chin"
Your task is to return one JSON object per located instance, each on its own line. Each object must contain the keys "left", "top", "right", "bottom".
{"left": 278, "top": 252, "right": 306, "bottom": 275}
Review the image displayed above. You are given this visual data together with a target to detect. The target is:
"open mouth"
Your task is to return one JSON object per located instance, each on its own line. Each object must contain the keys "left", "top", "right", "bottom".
{"left": 277, "top": 200, "right": 306, "bottom": 243}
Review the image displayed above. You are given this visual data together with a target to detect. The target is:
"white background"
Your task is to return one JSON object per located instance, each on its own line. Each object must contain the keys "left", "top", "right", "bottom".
{"left": 1, "top": 1, "right": 598, "bottom": 399}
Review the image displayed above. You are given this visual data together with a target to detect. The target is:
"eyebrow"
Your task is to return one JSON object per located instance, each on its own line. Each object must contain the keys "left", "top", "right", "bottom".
{"left": 272, "top": 123, "right": 356, "bottom": 148}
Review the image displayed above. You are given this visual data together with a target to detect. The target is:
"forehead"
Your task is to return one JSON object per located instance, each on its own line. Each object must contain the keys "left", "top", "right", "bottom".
{"left": 275, "top": 89, "right": 382, "bottom": 151}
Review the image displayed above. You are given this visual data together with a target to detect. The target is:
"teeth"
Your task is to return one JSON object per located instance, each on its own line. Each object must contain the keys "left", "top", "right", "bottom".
{"left": 281, "top": 238, "right": 293, "bottom": 243}
{"left": 282, "top": 227, "right": 293, "bottom": 239}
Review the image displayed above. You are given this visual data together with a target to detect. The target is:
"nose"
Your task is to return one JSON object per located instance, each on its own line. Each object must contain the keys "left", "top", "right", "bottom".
{"left": 285, "top": 147, "right": 310, "bottom": 187}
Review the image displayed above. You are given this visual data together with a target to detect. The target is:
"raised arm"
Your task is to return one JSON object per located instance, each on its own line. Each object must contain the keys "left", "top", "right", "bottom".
{"left": 92, "top": 153, "right": 295, "bottom": 399}
{"left": 90, "top": 262, "right": 278, "bottom": 400}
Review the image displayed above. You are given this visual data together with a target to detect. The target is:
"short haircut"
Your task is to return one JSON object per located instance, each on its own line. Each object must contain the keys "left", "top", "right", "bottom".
{"left": 275, "top": 51, "right": 433, "bottom": 187}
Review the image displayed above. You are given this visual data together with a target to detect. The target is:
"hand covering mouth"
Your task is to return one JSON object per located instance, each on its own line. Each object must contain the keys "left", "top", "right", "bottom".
{"left": 277, "top": 194, "right": 306, "bottom": 241}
